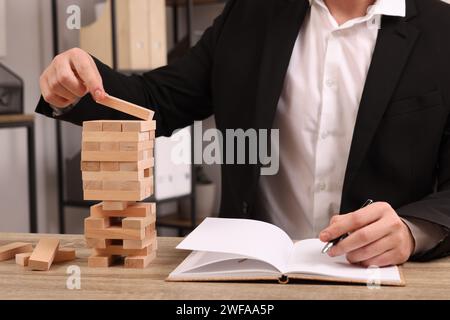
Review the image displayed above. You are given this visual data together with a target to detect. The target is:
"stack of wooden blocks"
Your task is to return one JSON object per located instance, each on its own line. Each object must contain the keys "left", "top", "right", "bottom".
{"left": 81, "top": 119, "right": 157, "bottom": 268}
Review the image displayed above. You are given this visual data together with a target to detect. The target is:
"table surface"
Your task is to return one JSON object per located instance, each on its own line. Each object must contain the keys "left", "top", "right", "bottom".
{"left": 0, "top": 233, "right": 449, "bottom": 300}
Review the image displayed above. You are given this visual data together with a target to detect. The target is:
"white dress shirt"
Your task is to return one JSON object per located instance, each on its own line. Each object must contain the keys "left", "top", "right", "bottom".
{"left": 257, "top": 0, "right": 447, "bottom": 254}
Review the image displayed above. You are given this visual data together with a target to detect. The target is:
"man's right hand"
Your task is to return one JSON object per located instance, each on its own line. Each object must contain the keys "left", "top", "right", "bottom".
{"left": 40, "top": 48, "right": 105, "bottom": 108}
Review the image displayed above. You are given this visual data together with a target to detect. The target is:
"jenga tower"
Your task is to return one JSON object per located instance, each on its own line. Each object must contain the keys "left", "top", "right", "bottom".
{"left": 81, "top": 119, "right": 157, "bottom": 268}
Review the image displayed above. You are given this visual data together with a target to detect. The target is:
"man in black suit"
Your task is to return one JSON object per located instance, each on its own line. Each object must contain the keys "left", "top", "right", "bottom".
{"left": 37, "top": 0, "right": 450, "bottom": 265}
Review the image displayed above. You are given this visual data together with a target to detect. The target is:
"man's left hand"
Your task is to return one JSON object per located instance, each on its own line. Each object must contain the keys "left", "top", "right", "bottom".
{"left": 319, "top": 202, "right": 415, "bottom": 267}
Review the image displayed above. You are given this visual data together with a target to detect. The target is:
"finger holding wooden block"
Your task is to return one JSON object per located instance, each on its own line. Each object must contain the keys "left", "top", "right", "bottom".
{"left": 28, "top": 238, "right": 60, "bottom": 271}
{"left": 96, "top": 94, "right": 154, "bottom": 121}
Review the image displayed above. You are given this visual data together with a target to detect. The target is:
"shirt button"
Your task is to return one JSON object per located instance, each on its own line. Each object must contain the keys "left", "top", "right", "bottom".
{"left": 321, "top": 131, "right": 329, "bottom": 139}
{"left": 317, "top": 182, "right": 326, "bottom": 192}
{"left": 325, "top": 79, "right": 336, "bottom": 88}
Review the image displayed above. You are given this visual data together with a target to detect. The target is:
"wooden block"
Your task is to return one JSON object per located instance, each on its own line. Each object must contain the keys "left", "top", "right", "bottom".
{"left": 0, "top": 242, "right": 33, "bottom": 261}
{"left": 124, "top": 251, "right": 156, "bottom": 269}
{"left": 85, "top": 238, "right": 111, "bottom": 249}
{"left": 16, "top": 248, "right": 76, "bottom": 267}
{"left": 83, "top": 170, "right": 149, "bottom": 181}
{"left": 82, "top": 131, "right": 148, "bottom": 142}
{"left": 82, "top": 142, "right": 100, "bottom": 151}
{"left": 119, "top": 140, "right": 154, "bottom": 152}
{"left": 91, "top": 202, "right": 154, "bottom": 218}
{"left": 54, "top": 248, "right": 76, "bottom": 263}
{"left": 99, "top": 142, "right": 120, "bottom": 152}
{"left": 81, "top": 150, "right": 144, "bottom": 162}
{"left": 81, "top": 161, "right": 100, "bottom": 172}
{"left": 102, "top": 121, "right": 122, "bottom": 132}
{"left": 122, "top": 215, "right": 156, "bottom": 229}
{"left": 122, "top": 121, "right": 156, "bottom": 132}
{"left": 15, "top": 252, "right": 32, "bottom": 266}
{"left": 102, "top": 179, "right": 152, "bottom": 192}
{"left": 84, "top": 187, "right": 152, "bottom": 201}
{"left": 123, "top": 229, "right": 157, "bottom": 249}
{"left": 85, "top": 226, "right": 145, "bottom": 240}
{"left": 83, "top": 121, "right": 103, "bottom": 132}
{"left": 83, "top": 180, "right": 103, "bottom": 190}
{"left": 88, "top": 255, "right": 113, "bottom": 268}
{"left": 97, "top": 94, "right": 154, "bottom": 121}
{"left": 100, "top": 162, "right": 120, "bottom": 171}
{"left": 85, "top": 216, "right": 110, "bottom": 230}
{"left": 119, "top": 158, "right": 154, "bottom": 172}
{"left": 95, "top": 243, "right": 154, "bottom": 257}
{"left": 149, "top": 131, "right": 155, "bottom": 140}
{"left": 102, "top": 201, "right": 129, "bottom": 211}
{"left": 28, "top": 238, "right": 60, "bottom": 271}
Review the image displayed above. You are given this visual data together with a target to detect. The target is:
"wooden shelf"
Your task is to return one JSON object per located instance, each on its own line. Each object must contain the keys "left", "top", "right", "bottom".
{"left": 0, "top": 114, "right": 34, "bottom": 124}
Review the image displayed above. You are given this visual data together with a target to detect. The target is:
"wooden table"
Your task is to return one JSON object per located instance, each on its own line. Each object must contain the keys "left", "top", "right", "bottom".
{"left": 1, "top": 233, "right": 449, "bottom": 300}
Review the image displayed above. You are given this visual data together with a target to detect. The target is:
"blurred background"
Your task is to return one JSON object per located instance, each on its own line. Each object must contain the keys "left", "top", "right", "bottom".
{"left": 0, "top": 0, "right": 226, "bottom": 235}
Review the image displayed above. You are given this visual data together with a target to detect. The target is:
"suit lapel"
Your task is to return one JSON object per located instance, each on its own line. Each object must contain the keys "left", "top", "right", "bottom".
{"left": 341, "top": 1, "right": 420, "bottom": 210}
{"left": 255, "top": 0, "right": 310, "bottom": 129}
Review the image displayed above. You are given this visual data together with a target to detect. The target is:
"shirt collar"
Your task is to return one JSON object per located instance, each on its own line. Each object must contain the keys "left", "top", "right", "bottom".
{"left": 309, "top": 0, "right": 406, "bottom": 18}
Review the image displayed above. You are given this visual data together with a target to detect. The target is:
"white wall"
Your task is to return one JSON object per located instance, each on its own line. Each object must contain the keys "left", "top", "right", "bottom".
{"left": 0, "top": 0, "right": 58, "bottom": 233}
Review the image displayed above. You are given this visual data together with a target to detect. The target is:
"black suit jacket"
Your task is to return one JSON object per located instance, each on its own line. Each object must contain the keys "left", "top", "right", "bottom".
{"left": 37, "top": 0, "right": 450, "bottom": 260}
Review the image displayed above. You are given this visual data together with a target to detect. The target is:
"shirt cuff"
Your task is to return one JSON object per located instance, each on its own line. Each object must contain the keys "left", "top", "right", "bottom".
{"left": 50, "top": 98, "right": 80, "bottom": 116}
{"left": 401, "top": 217, "right": 449, "bottom": 255}
{"left": 51, "top": 104, "right": 75, "bottom": 116}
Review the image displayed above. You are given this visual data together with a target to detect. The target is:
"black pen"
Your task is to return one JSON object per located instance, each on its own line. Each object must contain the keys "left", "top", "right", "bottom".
{"left": 321, "top": 199, "right": 374, "bottom": 254}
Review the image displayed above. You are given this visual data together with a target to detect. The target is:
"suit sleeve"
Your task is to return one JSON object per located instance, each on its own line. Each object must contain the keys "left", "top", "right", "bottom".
{"left": 397, "top": 113, "right": 450, "bottom": 261}
{"left": 35, "top": 0, "right": 236, "bottom": 138}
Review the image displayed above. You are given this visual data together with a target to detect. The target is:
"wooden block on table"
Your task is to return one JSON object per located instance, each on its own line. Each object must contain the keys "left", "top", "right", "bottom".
{"left": 81, "top": 150, "right": 145, "bottom": 162}
{"left": 122, "top": 120, "right": 156, "bottom": 132}
{"left": 81, "top": 161, "right": 100, "bottom": 171}
{"left": 0, "top": 242, "right": 33, "bottom": 261}
{"left": 100, "top": 162, "right": 120, "bottom": 171}
{"left": 102, "top": 201, "right": 129, "bottom": 211}
{"left": 85, "top": 238, "right": 111, "bottom": 249}
{"left": 83, "top": 121, "right": 103, "bottom": 132}
{"left": 82, "top": 142, "right": 100, "bottom": 151}
{"left": 88, "top": 255, "right": 113, "bottom": 268}
{"left": 85, "top": 226, "right": 145, "bottom": 241}
{"left": 15, "top": 252, "right": 32, "bottom": 266}
{"left": 102, "top": 121, "right": 122, "bottom": 132}
{"left": 54, "top": 248, "right": 76, "bottom": 263}
{"left": 85, "top": 216, "right": 110, "bottom": 230}
{"left": 124, "top": 251, "right": 156, "bottom": 269}
{"left": 16, "top": 248, "right": 76, "bottom": 266}
{"left": 99, "top": 142, "right": 120, "bottom": 152}
{"left": 82, "top": 131, "right": 148, "bottom": 142}
{"left": 97, "top": 94, "right": 154, "bottom": 121}
{"left": 91, "top": 202, "right": 155, "bottom": 218}
{"left": 28, "top": 238, "right": 60, "bottom": 271}
{"left": 119, "top": 158, "right": 154, "bottom": 172}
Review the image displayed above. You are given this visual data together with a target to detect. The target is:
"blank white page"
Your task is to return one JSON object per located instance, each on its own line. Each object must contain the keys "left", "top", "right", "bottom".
{"left": 176, "top": 218, "right": 294, "bottom": 271}
{"left": 285, "top": 239, "right": 401, "bottom": 282}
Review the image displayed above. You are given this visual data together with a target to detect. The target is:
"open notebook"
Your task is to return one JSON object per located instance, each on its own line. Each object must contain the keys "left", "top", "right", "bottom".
{"left": 167, "top": 218, "right": 405, "bottom": 286}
